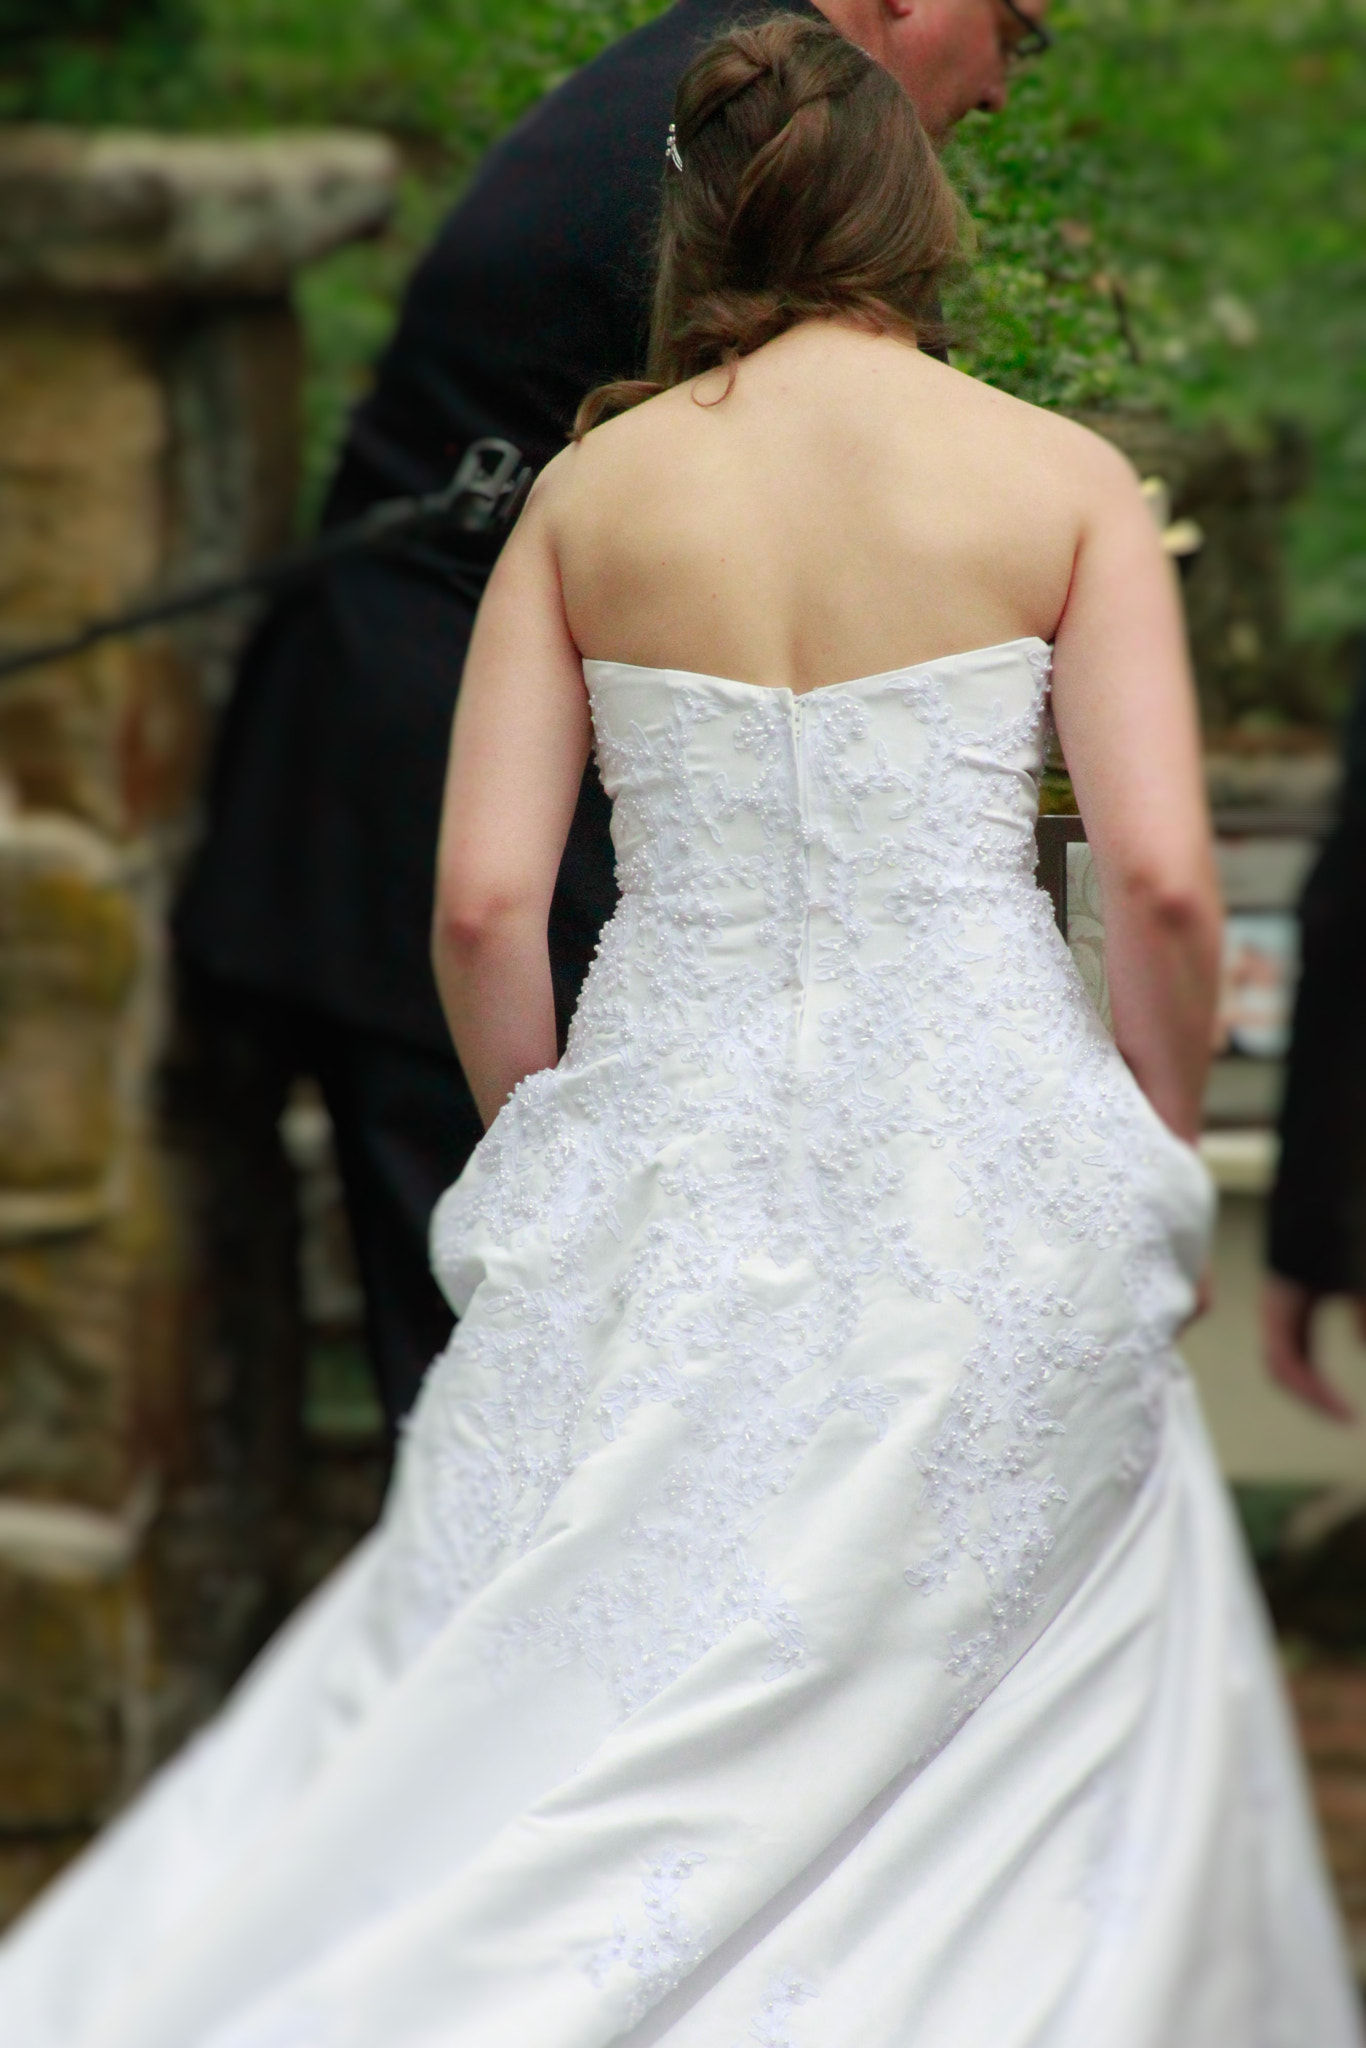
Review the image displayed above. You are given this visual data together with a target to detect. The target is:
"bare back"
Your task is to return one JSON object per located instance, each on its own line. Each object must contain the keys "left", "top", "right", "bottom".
{"left": 548, "top": 321, "right": 1099, "bottom": 693}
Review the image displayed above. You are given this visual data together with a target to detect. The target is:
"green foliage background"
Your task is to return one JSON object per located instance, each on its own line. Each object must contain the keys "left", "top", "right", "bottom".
{"left": 2, "top": 0, "right": 1362, "bottom": 660}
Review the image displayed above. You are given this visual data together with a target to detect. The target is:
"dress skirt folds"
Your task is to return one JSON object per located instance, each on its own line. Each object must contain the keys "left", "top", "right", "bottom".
{"left": 1, "top": 639, "right": 1359, "bottom": 2047}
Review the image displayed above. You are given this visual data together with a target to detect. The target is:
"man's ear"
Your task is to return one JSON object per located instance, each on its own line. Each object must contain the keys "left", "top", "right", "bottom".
{"left": 881, "top": 0, "right": 917, "bottom": 18}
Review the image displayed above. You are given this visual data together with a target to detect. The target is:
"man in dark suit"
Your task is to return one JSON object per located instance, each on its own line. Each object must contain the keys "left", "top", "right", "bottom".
{"left": 1263, "top": 638, "right": 1366, "bottom": 1422}
{"left": 175, "top": 0, "right": 1052, "bottom": 1441}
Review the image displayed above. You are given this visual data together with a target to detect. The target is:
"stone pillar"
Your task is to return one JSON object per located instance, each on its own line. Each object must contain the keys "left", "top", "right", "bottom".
{"left": 0, "top": 127, "right": 397, "bottom": 1925}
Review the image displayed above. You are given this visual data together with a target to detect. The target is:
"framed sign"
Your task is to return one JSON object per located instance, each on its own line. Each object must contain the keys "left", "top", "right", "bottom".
{"left": 1219, "top": 911, "right": 1299, "bottom": 1059}
{"left": 1035, "top": 815, "right": 1109, "bottom": 1028}
{"left": 1037, "top": 811, "right": 1320, "bottom": 1125}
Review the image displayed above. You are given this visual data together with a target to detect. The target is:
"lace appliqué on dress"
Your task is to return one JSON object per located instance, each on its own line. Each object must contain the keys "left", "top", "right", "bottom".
{"left": 583, "top": 1848, "right": 710, "bottom": 2028}
{"left": 734, "top": 1968, "right": 818, "bottom": 2047}
{"left": 400, "top": 646, "right": 1202, "bottom": 1737}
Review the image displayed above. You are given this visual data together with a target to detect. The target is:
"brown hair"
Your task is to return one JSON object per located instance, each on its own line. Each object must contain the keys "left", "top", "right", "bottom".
{"left": 574, "top": 12, "right": 965, "bottom": 438}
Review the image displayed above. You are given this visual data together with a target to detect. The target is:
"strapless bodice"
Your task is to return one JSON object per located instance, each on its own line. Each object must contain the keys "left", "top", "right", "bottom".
{"left": 568, "top": 638, "right": 1057, "bottom": 1073}
{"left": 584, "top": 636, "right": 1052, "bottom": 933}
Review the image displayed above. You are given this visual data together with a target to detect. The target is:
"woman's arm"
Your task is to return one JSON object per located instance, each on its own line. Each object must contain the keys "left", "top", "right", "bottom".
{"left": 1050, "top": 438, "right": 1222, "bottom": 1144}
{"left": 432, "top": 467, "right": 591, "bottom": 1128}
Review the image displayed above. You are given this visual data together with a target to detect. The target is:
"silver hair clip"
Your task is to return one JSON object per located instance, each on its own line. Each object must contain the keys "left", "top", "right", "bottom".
{"left": 665, "top": 122, "right": 683, "bottom": 173}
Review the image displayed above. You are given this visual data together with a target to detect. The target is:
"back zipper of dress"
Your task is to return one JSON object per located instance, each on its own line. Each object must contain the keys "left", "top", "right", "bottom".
{"left": 790, "top": 690, "right": 813, "bottom": 1045}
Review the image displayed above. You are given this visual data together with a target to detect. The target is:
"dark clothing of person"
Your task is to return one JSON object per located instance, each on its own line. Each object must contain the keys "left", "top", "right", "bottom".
{"left": 182, "top": 966, "right": 482, "bottom": 1431}
{"left": 174, "top": 0, "right": 826, "bottom": 1416}
{"left": 176, "top": 0, "right": 823, "bottom": 1056}
{"left": 1268, "top": 640, "right": 1366, "bottom": 1293}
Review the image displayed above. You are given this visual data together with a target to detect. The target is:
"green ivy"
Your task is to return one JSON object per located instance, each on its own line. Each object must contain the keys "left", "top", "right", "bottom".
{"left": 945, "top": 0, "right": 1366, "bottom": 645}
{"left": 2, "top": 0, "right": 1362, "bottom": 651}
{"left": 0, "top": 0, "right": 198, "bottom": 121}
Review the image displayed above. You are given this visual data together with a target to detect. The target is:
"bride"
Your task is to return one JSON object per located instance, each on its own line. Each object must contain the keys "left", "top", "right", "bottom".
{"left": 2, "top": 15, "right": 1359, "bottom": 2047}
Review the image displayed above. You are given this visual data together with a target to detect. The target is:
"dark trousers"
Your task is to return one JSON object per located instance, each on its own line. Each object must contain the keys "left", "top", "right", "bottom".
{"left": 1269, "top": 809, "right": 1366, "bottom": 1294}
{"left": 1269, "top": 638, "right": 1366, "bottom": 1294}
{"left": 180, "top": 967, "right": 483, "bottom": 1436}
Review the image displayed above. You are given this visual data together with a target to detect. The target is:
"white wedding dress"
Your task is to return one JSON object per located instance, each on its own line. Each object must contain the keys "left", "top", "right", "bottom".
{"left": 2, "top": 638, "right": 1359, "bottom": 2048}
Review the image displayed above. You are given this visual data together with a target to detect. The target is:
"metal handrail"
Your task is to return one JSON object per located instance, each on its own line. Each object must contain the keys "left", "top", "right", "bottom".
{"left": 0, "top": 437, "right": 531, "bottom": 689}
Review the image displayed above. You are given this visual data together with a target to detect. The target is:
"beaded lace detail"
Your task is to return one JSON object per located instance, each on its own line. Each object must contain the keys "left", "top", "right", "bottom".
{"left": 395, "top": 642, "right": 1203, "bottom": 1725}
{"left": 583, "top": 1848, "right": 709, "bottom": 2027}
{"left": 735, "top": 1970, "right": 819, "bottom": 2046}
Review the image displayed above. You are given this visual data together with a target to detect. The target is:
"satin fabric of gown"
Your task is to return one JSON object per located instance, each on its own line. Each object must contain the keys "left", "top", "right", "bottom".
{"left": 1, "top": 638, "right": 1358, "bottom": 2048}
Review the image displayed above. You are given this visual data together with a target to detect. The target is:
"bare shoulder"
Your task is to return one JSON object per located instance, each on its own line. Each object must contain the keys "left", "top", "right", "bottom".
{"left": 914, "top": 352, "right": 1132, "bottom": 484}
{"left": 1005, "top": 399, "right": 1143, "bottom": 526}
{"left": 538, "top": 394, "right": 675, "bottom": 511}
{"left": 507, "top": 439, "right": 612, "bottom": 567}
{"left": 579, "top": 383, "right": 696, "bottom": 463}
{"left": 1035, "top": 408, "right": 1145, "bottom": 508}
{"left": 519, "top": 441, "right": 581, "bottom": 526}
{"left": 543, "top": 389, "right": 709, "bottom": 557}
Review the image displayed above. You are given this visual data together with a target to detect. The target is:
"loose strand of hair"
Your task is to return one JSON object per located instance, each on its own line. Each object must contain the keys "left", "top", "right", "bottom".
{"left": 572, "top": 377, "right": 663, "bottom": 440}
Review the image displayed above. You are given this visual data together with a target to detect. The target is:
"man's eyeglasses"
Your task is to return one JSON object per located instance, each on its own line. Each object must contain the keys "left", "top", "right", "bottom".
{"left": 999, "top": 0, "right": 1053, "bottom": 59}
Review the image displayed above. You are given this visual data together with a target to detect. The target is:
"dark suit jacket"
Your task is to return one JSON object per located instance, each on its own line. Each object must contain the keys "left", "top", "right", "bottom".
{"left": 176, "top": 0, "right": 822, "bottom": 1053}
{"left": 1268, "top": 640, "right": 1366, "bottom": 1292}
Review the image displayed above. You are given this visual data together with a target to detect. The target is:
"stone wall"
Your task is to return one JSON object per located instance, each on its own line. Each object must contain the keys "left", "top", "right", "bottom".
{"left": 0, "top": 126, "right": 396, "bottom": 1926}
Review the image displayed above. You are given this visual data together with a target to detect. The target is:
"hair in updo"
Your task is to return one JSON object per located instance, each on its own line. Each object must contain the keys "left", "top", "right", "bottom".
{"left": 574, "top": 12, "right": 965, "bottom": 437}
